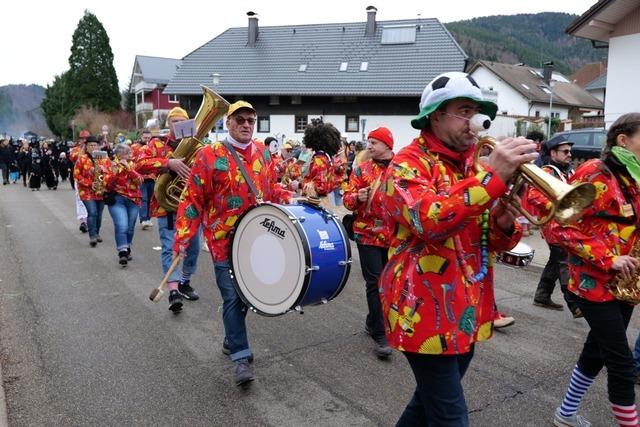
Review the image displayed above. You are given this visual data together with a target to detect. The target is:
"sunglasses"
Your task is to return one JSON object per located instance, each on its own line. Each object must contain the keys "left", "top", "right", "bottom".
{"left": 234, "top": 116, "right": 256, "bottom": 125}
{"left": 557, "top": 149, "right": 572, "bottom": 154}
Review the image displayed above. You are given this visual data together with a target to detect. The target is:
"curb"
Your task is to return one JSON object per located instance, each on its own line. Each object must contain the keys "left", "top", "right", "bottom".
{"left": 0, "top": 362, "right": 8, "bottom": 427}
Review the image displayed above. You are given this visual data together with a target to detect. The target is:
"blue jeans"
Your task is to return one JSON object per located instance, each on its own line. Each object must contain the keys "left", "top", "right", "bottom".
{"left": 157, "top": 215, "right": 200, "bottom": 283}
{"left": 107, "top": 195, "right": 139, "bottom": 251}
{"left": 82, "top": 200, "right": 105, "bottom": 238}
{"left": 139, "top": 179, "right": 155, "bottom": 222}
{"left": 397, "top": 347, "right": 475, "bottom": 427}
{"left": 214, "top": 260, "right": 253, "bottom": 362}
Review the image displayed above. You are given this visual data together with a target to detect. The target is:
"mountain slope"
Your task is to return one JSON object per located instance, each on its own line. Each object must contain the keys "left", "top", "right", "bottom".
{"left": 0, "top": 84, "right": 52, "bottom": 138}
{"left": 445, "top": 13, "right": 607, "bottom": 75}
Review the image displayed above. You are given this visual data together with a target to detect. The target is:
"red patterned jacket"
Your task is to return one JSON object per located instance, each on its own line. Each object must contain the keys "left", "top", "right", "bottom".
{"left": 548, "top": 158, "right": 640, "bottom": 303}
{"left": 105, "top": 158, "right": 143, "bottom": 205}
{"left": 303, "top": 152, "right": 342, "bottom": 197}
{"left": 379, "top": 131, "right": 521, "bottom": 355}
{"left": 526, "top": 163, "right": 572, "bottom": 245}
{"left": 282, "top": 159, "right": 303, "bottom": 191}
{"left": 173, "top": 140, "right": 292, "bottom": 262}
{"left": 343, "top": 158, "right": 396, "bottom": 247}
{"left": 134, "top": 137, "right": 176, "bottom": 217}
{"left": 74, "top": 153, "right": 112, "bottom": 201}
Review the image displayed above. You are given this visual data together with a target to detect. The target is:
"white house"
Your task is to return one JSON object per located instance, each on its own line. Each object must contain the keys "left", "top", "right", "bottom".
{"left": 163, "top": 7, "right": 468, "bottom": 150}
{"left": 566, "top": 0, "right": 640, "bottom": 128}
{"left": 468, "top": 60, "right": 603, "bottom": 122}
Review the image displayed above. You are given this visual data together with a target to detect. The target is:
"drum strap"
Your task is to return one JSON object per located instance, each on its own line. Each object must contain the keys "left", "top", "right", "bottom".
{"left": 222, "top": 139, "right": 263, "bottom": 203}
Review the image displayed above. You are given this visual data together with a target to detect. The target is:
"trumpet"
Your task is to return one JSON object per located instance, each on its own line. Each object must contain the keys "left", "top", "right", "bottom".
{"left": 474, "top": 136, "right": 595, "bottom": 226}
{"left": 90, "top": 150, "right": 108, "bottom": 195}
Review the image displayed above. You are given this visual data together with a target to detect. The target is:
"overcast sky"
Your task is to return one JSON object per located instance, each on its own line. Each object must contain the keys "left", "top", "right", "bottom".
{"left": 2, "top": 0, "right": 595, "bottom": 90}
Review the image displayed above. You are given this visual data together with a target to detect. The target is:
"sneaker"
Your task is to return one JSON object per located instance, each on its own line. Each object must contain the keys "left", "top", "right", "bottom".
{"left": 493, "top": 312, "right": 515, "bottom": 329}
{"left": 118, "top": 251, "right": 128, "bottom": 266}
{"left": 553, "top": 407, "right": 591, "bottom": 427}
{"left": 79, "top": 222, "right": 88, "bottom": 233}
{"left": 572, "top": 308, "right": 584, "bottom": 319}
{"left": 141, "top": 221, "right": 150, "bottom": 230}
{"left": 89, "top": 236, "right": 97, "bottom": 247}
{"left": 145, "top": 220, "right": 153, "bottom": 228}
{"left": 168, "top": 290, "right": 183, "bottom": 313}
{"left": 234, "top": 358, "right": 254, "bottom": 386}
{"left": 533, "top": 299, "right": 564, "bottom": 311}
{"left": 126, "top": 248, "right": 132, "bottom": 261}
{"left": 374, "top": 340, "right": 393, "bottom": 359}
{"left": 178, "top": 280, "right": 200, "bottom": 301}
{"left": 96, "top": 234, "right": 103, "bottom": 243}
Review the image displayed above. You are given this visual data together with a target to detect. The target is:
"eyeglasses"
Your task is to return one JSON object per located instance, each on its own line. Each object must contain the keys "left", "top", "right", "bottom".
{"left": 234, "top": 116, "right": 256, "bottom": 126}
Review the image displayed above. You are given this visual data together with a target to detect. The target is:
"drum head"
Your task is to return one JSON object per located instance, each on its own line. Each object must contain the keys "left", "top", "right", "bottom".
{"left": 230, "top": 204, "right": 309, "bottom": 315}
{"left": 509, "top": 241, "right": 533, "bottom": 255}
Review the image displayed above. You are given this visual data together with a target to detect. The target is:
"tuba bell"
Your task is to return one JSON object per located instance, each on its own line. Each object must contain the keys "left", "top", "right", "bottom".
{"left": 474, "top": 136, "right": 596, "bottom": 225}
{"left": 155, "top": 86, "right": 230, "bottom": 212}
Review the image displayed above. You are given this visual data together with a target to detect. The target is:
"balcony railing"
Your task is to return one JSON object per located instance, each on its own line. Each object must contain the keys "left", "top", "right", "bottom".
{"left": 135, "top": 102, "right": 153, "bottom": 112}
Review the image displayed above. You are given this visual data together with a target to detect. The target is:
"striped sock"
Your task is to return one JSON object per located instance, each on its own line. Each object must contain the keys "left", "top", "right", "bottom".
{"left": 611, "top": 403, "right": 639, "bottom": 426}
{"left": 559, "top": 365, "right": 596, "bottom": 417}
{"left": 167, "top": 281, "right": 179, "bottom": 292}
{"left": 180, "top": 271, "right": 191, "bottom": 283}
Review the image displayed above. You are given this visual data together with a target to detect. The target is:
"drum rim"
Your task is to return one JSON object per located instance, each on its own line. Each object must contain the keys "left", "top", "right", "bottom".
{"left": 228, "top": 202, "right": 312, "bottom": 316}
{"left": 323, "top": 206, "right": 351, "bottom": 301}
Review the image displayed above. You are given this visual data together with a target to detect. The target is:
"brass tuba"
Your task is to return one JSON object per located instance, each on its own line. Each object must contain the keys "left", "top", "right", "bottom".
{"left": 474, "top": 136, "right": 596, "bottom": 225}
{"left": 91, "top": 150, "right": 109, "bottom": 195}
{"left": 610, "top": 239, "right": 640, "bottom": 304}
{"left": 155, "top": 86, "right": 229, "bottom": 212}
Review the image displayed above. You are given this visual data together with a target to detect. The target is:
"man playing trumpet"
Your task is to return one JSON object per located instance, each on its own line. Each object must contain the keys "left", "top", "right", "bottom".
{"left": 378, "top": 72, "right": 538, "bottom": 426}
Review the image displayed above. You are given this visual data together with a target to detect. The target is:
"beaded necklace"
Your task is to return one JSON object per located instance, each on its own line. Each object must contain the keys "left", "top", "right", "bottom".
{"left": 427, "top": 144, "right": 490, "bottom": 284}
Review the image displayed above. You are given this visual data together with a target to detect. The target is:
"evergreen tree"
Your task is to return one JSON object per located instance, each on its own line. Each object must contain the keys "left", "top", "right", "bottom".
{"left": 68, "top": 10, "right": 120, "bottom": 112}
{"left": 41, "top": 72, "right": 76, "bottom": 138}
{"left": 122, "top": 79, "right": 136, "bottom": 113}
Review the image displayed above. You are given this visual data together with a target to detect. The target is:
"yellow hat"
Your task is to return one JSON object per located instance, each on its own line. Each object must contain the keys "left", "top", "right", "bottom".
{"left": 283, "top": 143, "right": 293, "bottom": 150}
{"left": 167, "top": 107, "right": 189, "bottom": 121}
{"left": 227, "top": 101, "right": 256, "bottom": 117}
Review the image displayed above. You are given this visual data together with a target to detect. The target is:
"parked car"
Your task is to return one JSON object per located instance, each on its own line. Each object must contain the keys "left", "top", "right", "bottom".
{"left": 546, "top": 128, "right": 607, "bottom": 166}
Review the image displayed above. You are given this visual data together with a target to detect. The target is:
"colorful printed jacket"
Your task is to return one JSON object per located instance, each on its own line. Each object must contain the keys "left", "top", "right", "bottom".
{"left": 130, "top": 142, "right": 154, "bottom": 180}
{"left": 379, "top": 131, "right": 522, "bottom": 355}
{"left": 105, "top": 158, "right": 143, "bottom": 205}
{"left": 526, "top": 163, "right": 572, "bottom": 245}
{"left": 69, "top": 145, "right": 83, "bottom": 163}
{"left": 548, "top": 158, "right": 640, "bottom": 303}
{"left": 343, "top": 158, "right": 396, "bottom": 247}
{"left": 74, "top": 153, "right": 112, "bottom": 201}
{"left": 135, "top": 137, "right": 175, "bottom": 217}
{"left": 303, "top": 152, "right": 342, "bottom": 197}
{"left": 173, "top": 140, "right": 292, "bottom": 262}
{"left": 282, "top": 158, "right": 303, "bottom": 191}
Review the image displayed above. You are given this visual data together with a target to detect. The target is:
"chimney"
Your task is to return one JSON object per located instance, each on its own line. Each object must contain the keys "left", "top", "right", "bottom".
{"left": 247, "top": 11, "right": 259, "bottom": 47}
{"left": 366, "top": 6, "right": 377, "bottom": 36}
{"left": 542, "top": 61, "right": 554, "bottom": 86}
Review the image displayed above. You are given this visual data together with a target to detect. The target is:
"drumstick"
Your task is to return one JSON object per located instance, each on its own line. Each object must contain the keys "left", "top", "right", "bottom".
{"left": 365, "top": 175, "right": 382, "bottom": 214}
{"left": 149, "top": 255, "right": 182, "bottom": 302}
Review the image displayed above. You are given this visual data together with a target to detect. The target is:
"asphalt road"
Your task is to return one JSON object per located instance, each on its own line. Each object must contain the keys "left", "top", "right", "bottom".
{"left": 0, "top": 183, "right": 637, "bottom": 426}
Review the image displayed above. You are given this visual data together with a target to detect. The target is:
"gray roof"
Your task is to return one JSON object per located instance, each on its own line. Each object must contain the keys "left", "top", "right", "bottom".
{"left": 164, "top": 18, "right": 467, "bottom": 96}
{"left": 135, "top": 55, "right": 182, "bottom": 85}
{"left": 584, "top": 73, "right": 607, "bottom": 90}
{"left": 469, "top": 60, "right": 603, "bottom": 109}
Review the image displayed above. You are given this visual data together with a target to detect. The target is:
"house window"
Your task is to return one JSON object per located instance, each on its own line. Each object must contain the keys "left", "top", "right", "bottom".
{"left": 295, "top": 115, "right": 308, "bottom": 133}
{"left": 346, "top": 115, "right": 359, "bottom": 133}
{"left": 535, "top": 110, "right": 540, "bottom": 117}
{"left": 168, "top": 94, "right": 179, "bottom": 103}
{"left": 258, "top": 116, "right": 270, "bottom": 133}
{"left": 339, "top": 62, "right": 348, "bottom": 72}
{"left": 291, "top": 95, "right": 302, "bottom": 105}
{"left": 136, "top": 92, "right": 144, "bottom": 104}
{"left": 298, "top": 64, "right": 307, "bottom": 72}
{"left": 269, "top": 95, "right": 280, "bottom": 105}
{"left": 521, "top": 83, "right": 530, "bottom": 91}
{"left": 551, "top": 112, "right": 560, "bottom": 119}
{"left": 360, "top": 62, "right": 368, "bottom": 71}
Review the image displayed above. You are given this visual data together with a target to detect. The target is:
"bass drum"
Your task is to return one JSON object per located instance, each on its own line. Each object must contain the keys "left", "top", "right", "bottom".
{"left": 230, "top": 202, "right": 352, "bottom": 316}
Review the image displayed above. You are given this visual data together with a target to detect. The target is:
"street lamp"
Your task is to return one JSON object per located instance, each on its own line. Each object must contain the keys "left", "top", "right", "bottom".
{"left": 543, "top": 61, "right": 554, "bottom": 139}
{"left": 211, "top": 73, "right": 221, "bottom": 141}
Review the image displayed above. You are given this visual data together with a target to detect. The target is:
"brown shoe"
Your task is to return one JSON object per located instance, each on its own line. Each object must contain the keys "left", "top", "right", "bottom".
{"left": 533, "top": 299, "right": 564, "bottom": 311}
{"left": 572, "top": 308, "right": 584, "bottom": 319}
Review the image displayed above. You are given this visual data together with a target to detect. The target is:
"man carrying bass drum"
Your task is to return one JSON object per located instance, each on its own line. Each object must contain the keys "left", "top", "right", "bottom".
{"left": 173, "top": 101, "right": 292, "bottom": 387}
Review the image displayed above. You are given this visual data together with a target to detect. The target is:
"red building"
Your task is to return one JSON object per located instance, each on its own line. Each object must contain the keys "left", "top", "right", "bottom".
{"left": 130, "top": 55, "right": 182, "bottom": 129}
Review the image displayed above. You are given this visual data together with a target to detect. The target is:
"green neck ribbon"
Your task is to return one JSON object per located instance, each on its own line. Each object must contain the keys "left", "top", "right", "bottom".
{"left": 612, "top": 146, "right": 640, "bottom": 184}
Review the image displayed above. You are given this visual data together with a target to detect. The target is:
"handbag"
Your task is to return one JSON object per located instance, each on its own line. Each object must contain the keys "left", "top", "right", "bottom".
{"left": 103, "top": 191, "right": 116, "bottom": 206}
{"left": 342, "top": 213, "right": 356, "bottom": 241}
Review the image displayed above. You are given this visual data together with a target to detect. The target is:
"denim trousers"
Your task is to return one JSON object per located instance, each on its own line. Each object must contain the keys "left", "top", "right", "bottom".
{"left": 357, "top": 244, "right": 388, "bottom": 341}
{"left": 575, "top": 297, "right": 635, "bottom": 406}
{"left": 107, "top": 195, "right": 139, "bottom": 251}
{"left": 82, "top": 199, "right": 105, "bottom": 238}
{"left": 214, "top": 260, "right": 253, "bottom": 362}
{"left": 397, "top": 347, "right": 475, "bottom": 427}
{"left": 139, "top": 179, "right": 155, "bottom": 222}
{"left": 157, "top": 215, "right": 200, "bottom": 283}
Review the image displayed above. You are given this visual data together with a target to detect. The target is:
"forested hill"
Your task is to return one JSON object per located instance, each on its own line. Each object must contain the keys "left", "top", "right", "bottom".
{"left": 0, "top": 84, "right": 51, "bottom": 138}
{"left": 445, "top": 12, "right": 607, "bottom": 76}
